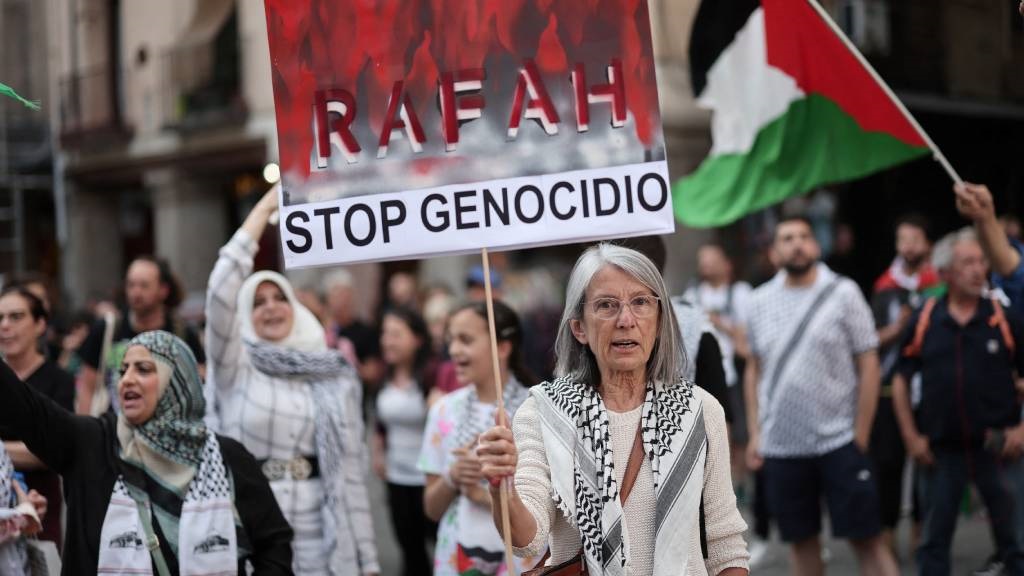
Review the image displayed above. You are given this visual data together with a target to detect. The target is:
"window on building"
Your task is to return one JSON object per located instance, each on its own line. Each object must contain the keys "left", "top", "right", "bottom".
{"left": 835, "top": 0, "right": 891, "bottom": 57}
{"left": 2, "top": 0, "right": 31, "bottom": 105}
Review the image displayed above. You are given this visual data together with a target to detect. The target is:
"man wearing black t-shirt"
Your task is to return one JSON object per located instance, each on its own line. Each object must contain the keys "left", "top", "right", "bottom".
{"left": 75, "top": 256, "right": 205, "bottom": 414}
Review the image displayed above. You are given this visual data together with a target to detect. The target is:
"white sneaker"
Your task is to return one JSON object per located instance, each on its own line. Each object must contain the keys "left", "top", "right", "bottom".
{"left": 972, "top": 556, "right": 1006, "bottom": 576}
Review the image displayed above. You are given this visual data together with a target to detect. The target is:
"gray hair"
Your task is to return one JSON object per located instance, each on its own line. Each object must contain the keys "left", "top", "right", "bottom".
{"left": 932, "top": 227, "right": 978, "bottom": 272}
{"left": 554, "top": 243, "right": 683, "bottom": 386}
{"left": 322, "top": 269, "right": 354, "bottom": 292}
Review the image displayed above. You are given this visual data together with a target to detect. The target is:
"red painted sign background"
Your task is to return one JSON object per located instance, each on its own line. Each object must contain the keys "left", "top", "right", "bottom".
{"left": 265, "top": 0, "right": 667, "bottom": 205}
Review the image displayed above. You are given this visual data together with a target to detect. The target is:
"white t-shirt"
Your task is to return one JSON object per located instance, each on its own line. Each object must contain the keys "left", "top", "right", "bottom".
{"left": 375, "top": 381, "right": 428, "bottom": 486}
{"left": 683, "top": 282, "right": 752, "bottom": 386}
{"left": 418, "top": 387, "right": 539, "bottom": 576}
{"left": 743, "top": 264, "right": 878, "bottom": 457}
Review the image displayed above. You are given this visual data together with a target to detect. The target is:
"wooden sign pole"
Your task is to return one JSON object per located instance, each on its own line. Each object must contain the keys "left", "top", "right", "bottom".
{"left": 480, "top": 247, "right": 517, "bottom": 575}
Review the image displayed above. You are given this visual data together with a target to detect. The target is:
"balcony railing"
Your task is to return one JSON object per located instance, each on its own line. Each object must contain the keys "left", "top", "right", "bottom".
{"left": 59, "top": 65, "right": 131, "bottom": 143}
{"left": 161, "top": 35, "right": 247, "bottom": 132}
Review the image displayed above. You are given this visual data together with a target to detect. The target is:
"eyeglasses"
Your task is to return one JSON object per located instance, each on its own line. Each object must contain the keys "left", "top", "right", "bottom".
{"left": 588, "top": 295, "right": 660, "bottom": 320}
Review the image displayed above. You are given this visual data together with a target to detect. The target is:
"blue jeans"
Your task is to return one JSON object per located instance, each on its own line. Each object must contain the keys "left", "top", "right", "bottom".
{"left": 917, "top": 449, "right": 1024, "bottom": 575}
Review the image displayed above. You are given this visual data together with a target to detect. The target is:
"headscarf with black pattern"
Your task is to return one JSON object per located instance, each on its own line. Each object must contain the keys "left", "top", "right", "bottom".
{"left": 116, "top": 330, "right": 207, "bottom": 493}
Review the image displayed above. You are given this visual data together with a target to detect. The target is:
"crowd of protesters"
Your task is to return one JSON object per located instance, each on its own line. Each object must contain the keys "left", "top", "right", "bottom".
{"left": 0, "top": 179, "right": 1021, "bottom": 575}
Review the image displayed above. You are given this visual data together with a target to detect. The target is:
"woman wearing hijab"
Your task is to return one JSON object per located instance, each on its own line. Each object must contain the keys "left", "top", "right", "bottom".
{"left": 0, "top": 330, "right": 293, "bottom": 575}
{"left": 205, "top": 187, "right": 379, "bottom": 576}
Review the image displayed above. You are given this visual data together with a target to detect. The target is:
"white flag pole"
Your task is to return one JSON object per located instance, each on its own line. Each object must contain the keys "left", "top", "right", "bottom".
{"left": 805, "top": 0, "right": 963, "bottom": 184}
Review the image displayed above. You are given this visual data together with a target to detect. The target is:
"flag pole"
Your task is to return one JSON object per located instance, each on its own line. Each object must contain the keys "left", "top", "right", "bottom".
{"left": 481, "top": 247, "right": 518, "bottom": 575}
{"left": 804, "top": 0, "right": 963, "bottom": 184}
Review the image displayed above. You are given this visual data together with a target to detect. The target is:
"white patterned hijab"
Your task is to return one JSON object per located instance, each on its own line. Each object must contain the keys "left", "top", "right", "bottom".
{"left": 237, "top": 270, "right": 326, "bottom": 352}
{"left": 237, "top": 271, "right": 362, "bottom": 575}
{"left": 117, "top": 330, "right": 208, "bottom": 494}
{"left": 106, "top": 333, "right": 238, "bottom": 574}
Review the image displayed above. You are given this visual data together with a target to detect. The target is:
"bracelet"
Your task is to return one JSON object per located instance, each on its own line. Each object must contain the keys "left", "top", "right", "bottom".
{"left": 488, "top": 477, "right": 507, "bottom": 494}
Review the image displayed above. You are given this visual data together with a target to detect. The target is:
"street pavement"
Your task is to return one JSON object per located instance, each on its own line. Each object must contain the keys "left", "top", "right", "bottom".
{"left": 368, "top": 464, "right": 998, "bottom": 575}
{"left": 748, "top": 513, "right": 995, "bottom": 575}
{"left": 363, "top": 406, "right": 995, "bottom": 576}
{"left": 368, "top": 468, "right": 404, "bottom": 576}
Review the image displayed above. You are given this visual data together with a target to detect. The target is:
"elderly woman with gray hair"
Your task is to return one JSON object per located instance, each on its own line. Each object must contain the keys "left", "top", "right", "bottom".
{"left": 478, "top": 243, "right": 749, "bottom": 575}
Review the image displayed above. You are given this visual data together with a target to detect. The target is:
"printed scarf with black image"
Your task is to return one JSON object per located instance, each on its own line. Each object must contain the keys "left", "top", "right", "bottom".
{"left": 98, "top": 432, "right": 238, "bottom": 575}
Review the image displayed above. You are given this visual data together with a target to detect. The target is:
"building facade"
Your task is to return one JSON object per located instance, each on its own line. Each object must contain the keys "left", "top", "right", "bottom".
{"left": 33, "top": 0, "right": 1024, "bottom": 312}
{"left": 0, "top": 0, "right": 54, "bottom": 283}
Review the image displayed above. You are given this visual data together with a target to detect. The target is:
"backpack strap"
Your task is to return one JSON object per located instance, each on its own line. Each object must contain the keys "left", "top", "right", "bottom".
{"left": 763, "top": 277, "right": 843, "bottom": 407}
{"left": 902, "top": 297, "right": 938, "bottom": 358}
{"left": 989, "top": 298, "right": 1017, "bottom": 357}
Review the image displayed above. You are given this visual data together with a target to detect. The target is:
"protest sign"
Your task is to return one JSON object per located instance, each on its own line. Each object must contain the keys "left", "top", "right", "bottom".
{"left": 265, "top": 0, "right": 673, "bottom": 267}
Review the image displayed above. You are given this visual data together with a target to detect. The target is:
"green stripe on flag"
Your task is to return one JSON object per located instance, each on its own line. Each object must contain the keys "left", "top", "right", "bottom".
{"left": 0, "top": 82, "right": 40, "bottom": 111}
{"left": 673, "top": 93, "right": 928, "bottom": 228}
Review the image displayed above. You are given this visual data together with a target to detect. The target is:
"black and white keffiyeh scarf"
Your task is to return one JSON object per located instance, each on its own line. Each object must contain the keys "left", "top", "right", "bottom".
{"left": 453, "top": 376, "right": 531, "bottom": 451}
{"left": 532, "top": 377, "right": 707, "bottom": 576}
{"left": 247, "top": 339, "right": 360, "bottom": 575}
{"left": 0, "top": 444, "right": 28, "bottom": 575}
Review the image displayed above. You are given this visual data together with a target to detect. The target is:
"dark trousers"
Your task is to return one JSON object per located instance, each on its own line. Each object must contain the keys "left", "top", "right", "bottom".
{"left": 752, "top": 468, "right": 771, "bottom": 540}
{"left": 25, "top": 471, "right": 62, "bottom": 553}
{"left": 386, "top": 481, "right": 433, "bottom": 576}
{"left": 870, "top": 396, "right": 908, "bottom": 528}
{"left": 917, "top": 449, "right": 1024, "bottom": 575}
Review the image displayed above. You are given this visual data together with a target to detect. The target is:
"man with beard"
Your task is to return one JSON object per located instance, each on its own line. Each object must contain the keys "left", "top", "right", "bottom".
{"left": 869, "top": 214, "right": 939, "bottom": 557}
{"left": 75, "top": 256, "right": 205, "bottom": 415}
{"left": 743, "top": 216, "right": 897, "bottom": 575}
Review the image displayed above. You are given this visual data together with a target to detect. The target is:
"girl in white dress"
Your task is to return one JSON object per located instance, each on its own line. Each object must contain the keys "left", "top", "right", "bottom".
{"left": 419, "top": 300, "right": 543, "bottom": 576}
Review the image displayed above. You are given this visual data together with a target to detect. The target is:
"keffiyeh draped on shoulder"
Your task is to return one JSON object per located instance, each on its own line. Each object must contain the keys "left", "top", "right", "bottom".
{"left": 531, "top": 377, "right": 707, "bottom": 576}
{"left": 0, "top": 444, "right": 28, "bottom": 575}
{"left": 103, "top": 331, "right": 239, "bottom": 575}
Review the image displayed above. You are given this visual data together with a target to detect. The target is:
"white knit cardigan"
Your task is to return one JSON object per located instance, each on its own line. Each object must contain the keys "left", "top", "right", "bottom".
{"left": 511, "top": 387, "right": 749, "bottom": 575}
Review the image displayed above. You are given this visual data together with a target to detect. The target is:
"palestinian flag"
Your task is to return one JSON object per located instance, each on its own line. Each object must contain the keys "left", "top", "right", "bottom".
{"left": 673, "top": 0, "right": 930, "bottom": 228}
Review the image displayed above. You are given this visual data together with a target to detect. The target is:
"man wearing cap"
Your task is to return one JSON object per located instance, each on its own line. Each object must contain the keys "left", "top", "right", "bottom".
{"left": 465, "top": 265, "right": 503, "bottom": 302}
